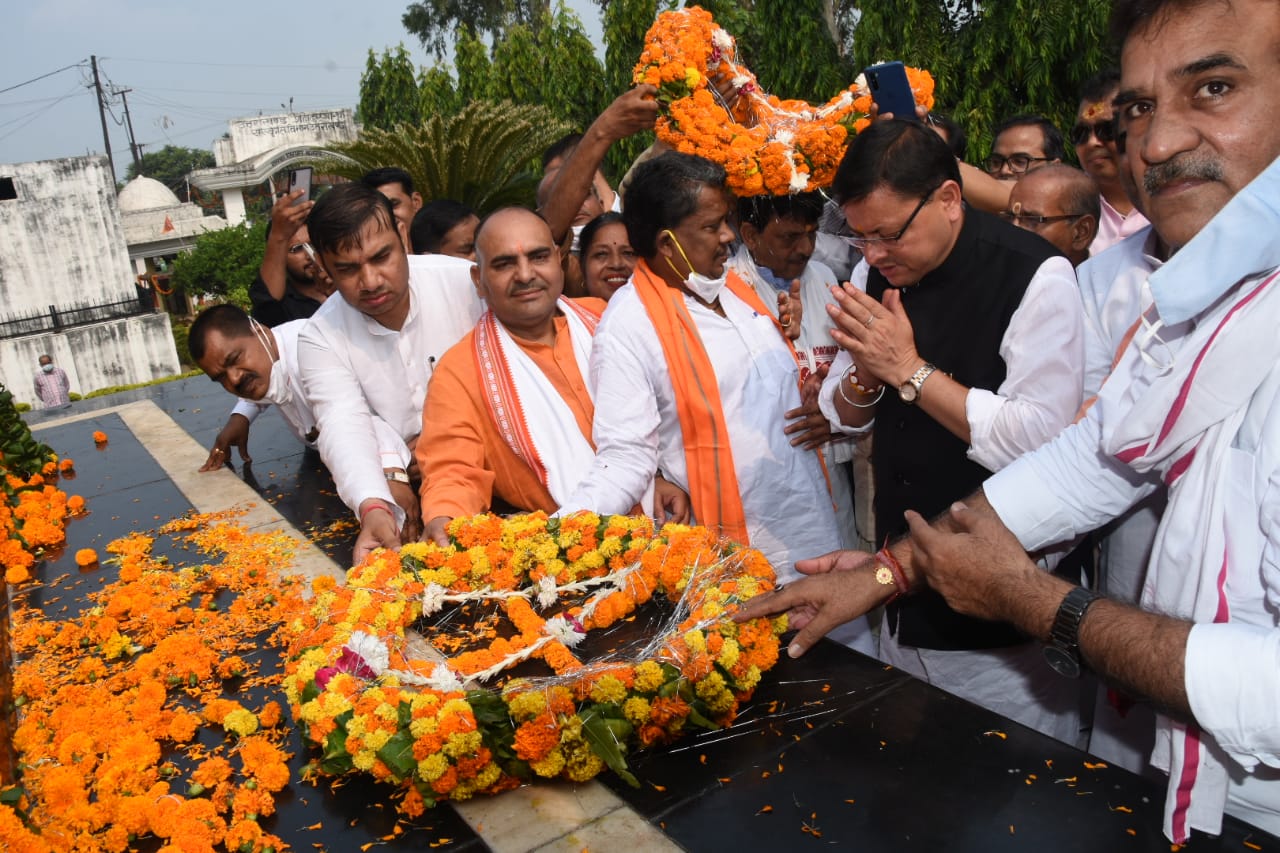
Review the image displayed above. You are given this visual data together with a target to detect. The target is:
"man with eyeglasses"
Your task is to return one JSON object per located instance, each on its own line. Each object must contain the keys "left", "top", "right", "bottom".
{"left": 1003, "top": 163, "right": 1101, "bottom": 266}
{"left": 248, "top": 187, "right": 334, "bottom": 327}
{"left": 814, "top": 119, "right": 1086, "bottom": 743}
{"left": 1073, "top": 69, "right": 1150, "bottom": 255}
{"left": 985, "top": 114, "right": 1066, "bottom": 180}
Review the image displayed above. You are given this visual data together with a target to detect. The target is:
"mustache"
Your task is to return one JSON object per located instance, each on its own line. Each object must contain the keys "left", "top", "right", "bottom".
{"left": 1143, "top": 156, "right": 1224, "bottom": 195}
{"left": 234, "top": 374, "right": 258, "bottom": 396}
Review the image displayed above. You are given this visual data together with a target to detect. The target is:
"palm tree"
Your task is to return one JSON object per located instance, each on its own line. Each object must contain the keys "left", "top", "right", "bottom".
{"left": 315, "top": 100, "right": 571, "bottom": 214}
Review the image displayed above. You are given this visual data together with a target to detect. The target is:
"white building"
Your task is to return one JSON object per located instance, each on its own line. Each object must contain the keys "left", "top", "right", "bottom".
{"left": 0, "top": 155, "right": 182, "bottom": 405}
{"left": 188, "top": 109, "right": 358, "bottom": 225}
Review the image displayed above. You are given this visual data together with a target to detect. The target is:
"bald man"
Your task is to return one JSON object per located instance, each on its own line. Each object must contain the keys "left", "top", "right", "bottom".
{"left": 417, "top": 207, "right": 686, "bottom": 545}
{"left": 1003, "top": 164, "right": 1101, "bottom": 267}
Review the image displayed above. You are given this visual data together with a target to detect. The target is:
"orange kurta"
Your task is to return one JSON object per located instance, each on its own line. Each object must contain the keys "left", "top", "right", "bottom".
{"left": 418, "top": 298, "right": 605, "bottom": 520}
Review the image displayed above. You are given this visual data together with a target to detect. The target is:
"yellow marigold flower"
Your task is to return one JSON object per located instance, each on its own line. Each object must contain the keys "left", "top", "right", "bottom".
{"left": 734, "top": 664, "right": 762, "bottom": 692}
{"left": 440, "top": 698, "right": 472, "bottom": 718}
{"left": 530, "top": 749, "right": 566, "bottom": 778}
{"left": 444, "top": 731, "right": 482, "bottom": 758}
{"left": 683, "top": 630, "right": 707, "bottom": 654}
{"left": 223, "top": 708, "right": 259, "bottom": 737}
{"left": 579, "top": 550, "right": 605, "bottom": 569}
{"left": 346, "top": 717, "right": 367, "bottom": 739}
{"left": 701, "top": 599, "right": 725, "bottom": 619}
{"left": 590, "top": 675, "right": 628, "bottom": 705}
{"left": 409, "top": 715, "right": 439, "bottom": 738}
{"left": 363, "top": 729, "right": 392, "bottom": 752}
{"left": 565, "top": 747, "right": 605, "bottom": 782}
{"left": 534, "top": 540, "right": 560, "bottom": 563}
{"left": 400, "top": 541, "right": 430, "bottom": 560}
{"left": 352, "top": 749, "right": 376, "bottom": 771}
{"left": 374, "top": 702, "right": 399, "bottom": 722}
{"left": 623, "top": 696, "right": 652, "bottom": 726}
{"left": 600, "top": 537, "right": 623, "bottom": 558}
{"left": 474, "top": 761, "right": 502, "bottom": 789}
{"left": 100, "top": 631, "right": 132, "bottom": 660}
{"left": 633, "top": 661, "right": 665, "bottom": 693}
{"left": 684, "top": 67, "right": 701, "bottom": 88}
{"left": 717, "top": 638, "right": 741, "bottom": 671}
{"left": 695, "top": 672, "right": 735, "bottom": 714}
{"left": 506, "top": 690, "right": 547, "bottom": 720}
{"left": 418, "top": 753, "right": 450, "bottom": 781}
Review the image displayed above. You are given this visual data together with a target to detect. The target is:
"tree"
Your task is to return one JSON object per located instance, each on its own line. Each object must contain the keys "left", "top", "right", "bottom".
{"left": 600, "top": 0, "right": 671, "bottom": 178}
{"left": 126, "top": 145, "right": 215, "bottom": 203}
{"left": 317, "top": 101, "right": 572, "bottom": 213}
{"left": 358, "top": 46, "right": 422, "bottom": 131}
{"left": 170, "top": 220, "right": 267, "bottom": 309}
{"left": 488, "top": 8, "right": 607, "bottom": 131}
{"left": 402, "top": 0, "right": 551, "bottom": 58}
{"left": 745, "top": 0, "right": 851, "bottom": 104}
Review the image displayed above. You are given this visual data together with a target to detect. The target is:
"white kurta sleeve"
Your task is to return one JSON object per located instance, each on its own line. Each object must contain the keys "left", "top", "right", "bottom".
{"left": 231, "top": 398, "right": 267, "bottom": 424}
{"left": 297, "top": 321, "right": 400, "bottom": 523}
{"left": 1185, "top": 623, "right": 1280, "bottom": 770}
{"left": 555, "top": 312, "right": 662, "bottom": 516}
{"left": 965, "top": 256, "right": 1085, "bottom": 472}
{"left": 985, "top": 407, "right": 1157, "bottom": 551}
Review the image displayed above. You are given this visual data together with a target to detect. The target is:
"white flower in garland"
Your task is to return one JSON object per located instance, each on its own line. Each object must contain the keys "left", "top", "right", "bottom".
{"left": 712, "top": 28, "right": 734, "bottom": 52}
{"left": 536, "top": 575, "right": 559, "bottom": 609}
{"left": 347, "top": 631, "right": 390, "bottom": 676}
{"left": 422, "top": 582, "right": 448, "bottom": 615}
{"left": 544, "top": 615, "right": 585, "bottom": 648}
{"left": 427, "top": 663, "right": 466, "bottom": 692}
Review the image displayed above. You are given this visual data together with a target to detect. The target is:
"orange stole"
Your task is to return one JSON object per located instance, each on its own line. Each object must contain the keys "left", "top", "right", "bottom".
{"left": 629, "top": 260, "right": 809, "bottom": 544}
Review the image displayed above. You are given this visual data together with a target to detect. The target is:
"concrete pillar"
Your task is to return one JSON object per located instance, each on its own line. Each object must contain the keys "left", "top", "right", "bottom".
{"left": 222, "top": 187, "right": 247, "bottom": 226}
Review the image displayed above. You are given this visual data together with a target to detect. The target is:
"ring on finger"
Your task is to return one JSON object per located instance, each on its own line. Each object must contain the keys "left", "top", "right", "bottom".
{"left": 864, "top": 313, "right": 877, "bottom": 329}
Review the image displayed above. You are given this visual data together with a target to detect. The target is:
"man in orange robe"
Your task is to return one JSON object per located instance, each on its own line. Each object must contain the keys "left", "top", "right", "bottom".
{"left": 418, "top": 208, "right": 685, "bottom": 544}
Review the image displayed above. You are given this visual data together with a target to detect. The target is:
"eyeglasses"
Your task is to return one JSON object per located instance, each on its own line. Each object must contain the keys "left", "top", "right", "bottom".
{"left": 287, "top": 243, "right": 311, "bottom": 254}
{"left": 843, "top": 187, "right": 938, "bottom": 250}
{"left": 1070, "top": 119, "right": 1117, "bottom": 147}
{"left": 999, "top": 211, "right": 1085, "bottom": 228}
{"left": 983, "top": 153, "right": 1052, "bottom": 175}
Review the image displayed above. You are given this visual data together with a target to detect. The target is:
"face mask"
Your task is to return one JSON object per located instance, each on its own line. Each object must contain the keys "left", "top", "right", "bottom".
{"left": 570, "top": 224, "right": 585, "bottom": 255}
{"left": 41, "top": 363, "right": 54, "bottom": 374}
{"left": 664, "top": 230, "right": 728, "bottom": 303}
{"left": 250, "top": 320, "right": 290, "bottom": 404}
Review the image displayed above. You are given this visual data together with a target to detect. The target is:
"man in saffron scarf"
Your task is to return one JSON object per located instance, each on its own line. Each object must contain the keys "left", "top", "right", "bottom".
{"left": 558, "top": 152, "right": 872, "bottom": 653}
{"left": 418, "top": 208, "right": 689, "bottom": 545}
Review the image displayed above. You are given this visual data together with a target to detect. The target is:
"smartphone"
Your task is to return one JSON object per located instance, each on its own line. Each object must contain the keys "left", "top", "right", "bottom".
{"left": 864, "top": 61, "right": 920, "bottom": 122}
{"left": 287, "top": 167, "right": 313, "bottom": 204}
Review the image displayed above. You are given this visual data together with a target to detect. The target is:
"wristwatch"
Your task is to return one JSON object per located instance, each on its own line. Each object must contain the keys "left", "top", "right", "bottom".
{"left": 385, "top": 468, "right": 411, "bottom": 485}
{"left": 1043, "top": 586, "right": 1103, "bottom": 679}
{"left": 899, "top": 362, "right": 937, "bottom": 405}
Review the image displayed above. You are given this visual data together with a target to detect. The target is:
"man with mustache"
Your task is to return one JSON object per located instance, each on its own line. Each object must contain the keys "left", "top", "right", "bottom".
{"left": 417, "top": 208, "right": 688, "bottom": 544}
{"left": 738, "top": 0, "right": 1280, "bottom": 840}
{"left": 297, "top": 183, "right": 483, "bottom": 561}
{"left": 188, "top": 304, "right": 411, "bottom": 488}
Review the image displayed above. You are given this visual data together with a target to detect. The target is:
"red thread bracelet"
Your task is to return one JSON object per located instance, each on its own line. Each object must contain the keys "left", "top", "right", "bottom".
{"left": 360, "top": 502, "right": 393, "bottom": 523}
{"left": 876, "top": 545, "right": 911, "bottom": 595}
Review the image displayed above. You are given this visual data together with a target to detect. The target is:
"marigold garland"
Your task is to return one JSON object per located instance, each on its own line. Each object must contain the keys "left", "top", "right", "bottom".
{"left": 282, "top": 511, "right": 787, "bottom": 811}
{"left": 633, "top": 7, "right": 936, "bottom": 197}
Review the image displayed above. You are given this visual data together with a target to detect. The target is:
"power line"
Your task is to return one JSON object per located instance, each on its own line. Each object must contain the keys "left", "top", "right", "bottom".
{"left": 0, "top": 61, "right": 88, "bottom": 96}
{"left": 105, "top": 56, "right": 361, "bottom": 71}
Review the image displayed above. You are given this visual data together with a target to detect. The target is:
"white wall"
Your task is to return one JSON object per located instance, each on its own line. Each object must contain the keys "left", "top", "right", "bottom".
{"left": 0, "top": 155, "right": 136, "bottom": 316}
{"left": 0, "top": 314, "right": 181, "bottom": 407}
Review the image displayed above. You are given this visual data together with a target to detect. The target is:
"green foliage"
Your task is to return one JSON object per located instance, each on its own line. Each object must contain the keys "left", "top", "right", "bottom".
{"left": 746, "top": 0, "right": 851, "bottom": 104}
{"left": 402, "top": 0, "right": 551, "bottom": 58}
{"left": 600, "top": 0, "right": 671, "bottom": 178}
{"left": 80, "top": 370, "right": 201, "bottom": 400}
{"left": 171, "top": 321, "right": 193, "bottom": 371}
{"left": 125, "top": 145, "right": 215, "bottom": 202}
{"left": 488, "top": 8, "right": 607, "bottom": 131}
{"left": 358, "top": 46, "right": 423, "bottom": 131}
{"left": 170, "top": 220, "right": 266, "bottom": 308}
{"left": 850, "top": 0, "right": 1114, "bottom": 161}
{"left": 0, "top": 385, "right": 54, "bottom": 478}
{"left": 318, "top": 101, "right": 572, "bottom": 213}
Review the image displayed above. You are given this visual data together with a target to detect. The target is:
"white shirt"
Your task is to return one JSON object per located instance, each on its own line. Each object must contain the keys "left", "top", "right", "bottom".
{"left": 230, "top": 320, "right": 411, "bottom": 479}
{"left": 986, "top": 154, "right": 1280, "bottom": 839}
{"left": 1077, "top": 226, "right": 1164, "bottom": 396}
{"left": 297, "top": 254, "right": 483, "bottom": 520}
{"left": 817, "top": 254, "right": 1085, "bottom": 473}
{"left": 557, "top": 282, "right": 843, "bottom": 578}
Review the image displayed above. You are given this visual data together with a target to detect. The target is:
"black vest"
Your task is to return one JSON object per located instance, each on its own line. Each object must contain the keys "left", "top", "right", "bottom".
{"left": 868, "top": 209, "right": 1061, "bottom": 650}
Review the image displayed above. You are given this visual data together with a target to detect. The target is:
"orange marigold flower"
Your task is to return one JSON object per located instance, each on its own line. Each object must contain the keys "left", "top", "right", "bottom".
{"left": 67, "top": 494, "right": 85, "bottom": 514}
{"left": 92, "top": 430, "right": 108, "bottom": 444}
{"left": 75, "top": 548, "right": 98, "bottom": 567}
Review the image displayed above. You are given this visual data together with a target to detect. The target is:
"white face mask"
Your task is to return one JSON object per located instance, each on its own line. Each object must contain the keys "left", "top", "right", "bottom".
{"left": 664, "top": 229, "right": 728, "bottom": 303}
{"left": 40, "top": 363, "right": 54, "bottom": 374}
{"left": 250, "top": 320, "right": 290, "bottom": 404}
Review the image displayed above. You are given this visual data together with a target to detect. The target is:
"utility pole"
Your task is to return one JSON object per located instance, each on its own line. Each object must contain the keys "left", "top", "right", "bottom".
{"left": 90, "top": 55, "right": 117, "bottom": 184}
{"left": 112, "top": 85, "right": 143, "bottom": 170}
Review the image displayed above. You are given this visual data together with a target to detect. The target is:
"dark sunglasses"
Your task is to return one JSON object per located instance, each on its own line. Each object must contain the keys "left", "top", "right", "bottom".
{"left": 1070, "top": 118, "right": 1117, "bottom": 146}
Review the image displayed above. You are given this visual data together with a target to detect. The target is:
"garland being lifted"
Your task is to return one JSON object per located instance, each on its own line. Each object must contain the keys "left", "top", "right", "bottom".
{"left": 282, "top": 512, "right": 786, "bottom": 814}
{"left": 634, "top": 6, "right": 936, "bottom": 197}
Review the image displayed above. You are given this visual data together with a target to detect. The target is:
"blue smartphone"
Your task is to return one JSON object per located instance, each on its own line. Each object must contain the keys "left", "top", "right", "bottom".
{"left": 864, "top": 61, "right": 920, "bottom": 122}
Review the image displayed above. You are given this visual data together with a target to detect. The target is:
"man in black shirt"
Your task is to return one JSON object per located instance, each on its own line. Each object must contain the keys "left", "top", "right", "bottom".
{"left": 248, "top": 187, "right": 333, "bottom": 326}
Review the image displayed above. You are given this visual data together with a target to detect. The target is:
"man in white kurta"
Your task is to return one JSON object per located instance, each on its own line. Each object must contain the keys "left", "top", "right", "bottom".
{"left": 297, "top": 184, "right": 482, "bottom": 560}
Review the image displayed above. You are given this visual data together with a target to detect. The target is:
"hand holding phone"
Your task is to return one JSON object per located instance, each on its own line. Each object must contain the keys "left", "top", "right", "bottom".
{"left": 864, "top": 62, "right": 920, "bottom": 123}
{"left": 287, "top": 167, "right": 313, "bottom": 205}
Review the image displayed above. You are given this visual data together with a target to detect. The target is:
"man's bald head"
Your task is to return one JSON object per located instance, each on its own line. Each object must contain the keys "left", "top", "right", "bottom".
{"left": 1007, "top": 164, "right": 1101, "bottom": 266}
{"left": 474, "top": 207, "right": 554, "bottom": 264}
{"left": 471, "top": 207, "right": 565, "bottom": 337}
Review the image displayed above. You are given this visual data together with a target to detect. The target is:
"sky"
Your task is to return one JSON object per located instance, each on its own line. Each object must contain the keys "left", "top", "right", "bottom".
{"left": 1, "top": 0, "right": 603, "bottom": 183}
